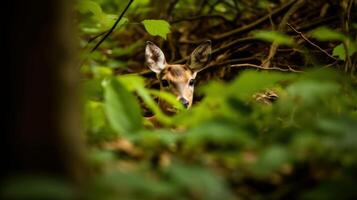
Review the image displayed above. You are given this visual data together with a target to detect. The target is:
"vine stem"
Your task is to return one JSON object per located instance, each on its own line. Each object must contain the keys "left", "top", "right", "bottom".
{"left": 91, "top": 0, "right": 134, "bottom": 52}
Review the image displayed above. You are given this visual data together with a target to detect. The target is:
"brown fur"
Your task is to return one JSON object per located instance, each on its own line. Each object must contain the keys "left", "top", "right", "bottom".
{"left": 145, "top": 40, "right": 211, "bottom": 113}
{"left": 158, "top": 64, "right": 196, "bottom": 110}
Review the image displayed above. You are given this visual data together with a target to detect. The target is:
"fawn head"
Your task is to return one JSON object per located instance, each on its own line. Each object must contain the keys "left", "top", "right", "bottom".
{"left": 145, "top": 40, "right": 211, "bottom": 110}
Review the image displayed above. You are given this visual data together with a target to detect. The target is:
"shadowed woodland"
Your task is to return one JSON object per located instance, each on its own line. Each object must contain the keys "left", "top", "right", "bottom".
{"left": 3, "top": 0, "right": 357, "bottom": 199}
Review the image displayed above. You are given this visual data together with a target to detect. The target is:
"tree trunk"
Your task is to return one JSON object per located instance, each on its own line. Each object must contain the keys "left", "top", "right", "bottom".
{"left": 2, "top": 0, "right": 86, "bottom": 197}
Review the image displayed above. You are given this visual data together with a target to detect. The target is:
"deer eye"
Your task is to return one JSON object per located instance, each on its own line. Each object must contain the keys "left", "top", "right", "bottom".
{"left": 189, "top": 79, "right": 195, "bottom": 86}
{"left": 161, "top": 79, "right": 169, "bottom": 87}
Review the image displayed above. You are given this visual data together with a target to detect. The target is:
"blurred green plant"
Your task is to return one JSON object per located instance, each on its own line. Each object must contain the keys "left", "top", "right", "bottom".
{"left": 76, "top": 1, "right": 357, "bottom": 199}
{"left": 82, "top": 67, "right": 357, "bottom": 199}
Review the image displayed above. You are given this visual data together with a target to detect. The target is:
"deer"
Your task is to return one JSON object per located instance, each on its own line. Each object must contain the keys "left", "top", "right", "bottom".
{"left": 145, "top": 40, "right": 212, "bottom": 113}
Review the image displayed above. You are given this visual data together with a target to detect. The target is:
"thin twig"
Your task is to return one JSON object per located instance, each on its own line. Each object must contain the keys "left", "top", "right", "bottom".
{"left": 287, "top": 23, "right": 337, "bottom": 61}
{"left": 343, "top": 0, "right": 354, "bottom": 72}
{"left": 175, "top": 36, "right": 255, "bottom": 64}
{"left": 87, "top": 31, "right": 107, "bottom": 44}
{"left": 293, "top": 16, "right": 338, "bottom": 32}
{"left": 91, "top": 0, "right": 134, "bottom": 52}
{"left": 261, "top": 0, "right": 305, "bottom": 68}
{"left": 230, "top": 63, "right": 303, "bottom": 73}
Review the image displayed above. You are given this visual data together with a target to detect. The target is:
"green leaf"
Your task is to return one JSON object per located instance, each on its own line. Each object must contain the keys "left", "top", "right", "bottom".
{"left": 141, "top": 19, "right": 171, "bottom": 39}
{"left": 77, "top": 0, "right": 129, "bottom": 31}
{"left": 91, "top": 66, "right": 113, "bottom": 78}
{"left": 149, "top": 89, "right": 184, "bottom": 111}
{"left": 129, "top": 129, "right": 181, "bottom": 148}
{"left": 309, "top": 27, "right": 346, "bottom": 41}
{"left": 84, "top": 100, "right": 117, "bottom": 142}
{"left": 83, "top": 79, "right": 103, "bottom": 100}
{"left": 102, "top": 77, "right": 142, "bottom": 135}
{"left": 253, "top": 30, "right": 294, "bottom": 46}
{"left": 78, "top": 0, "right": 103, "bottom": 16}
{"left": 333, "top": 42, "right": 357, "bottom": 61}
{"left": 117, "top": 75, "right": 172, "bottom": 125}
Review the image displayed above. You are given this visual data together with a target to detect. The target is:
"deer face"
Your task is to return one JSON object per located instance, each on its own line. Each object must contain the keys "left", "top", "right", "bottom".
{"left": 145, "top": 40, "right": 211, "bottom": 110}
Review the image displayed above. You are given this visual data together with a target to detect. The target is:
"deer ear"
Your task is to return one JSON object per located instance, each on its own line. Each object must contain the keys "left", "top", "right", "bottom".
{"left": 145, "top": 41, "right": 166, "bottom": 74}
{"left": 188, "top": 40, "right": 211, "bottom": 70}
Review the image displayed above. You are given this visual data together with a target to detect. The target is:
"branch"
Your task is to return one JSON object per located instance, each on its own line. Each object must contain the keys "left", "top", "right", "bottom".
{"left": 91, "top": 0, "right": 134, "bottom": 52}
{"left": 171, "top": 14, "right": 232, "bottom": 25}
{"left": 261, "top": 0, "right": 305, "bottom": 68}
{"left": 230, "top": 63, "right": 303, "bottom": 73}
{"left": 212, "top": 0, "right": 297, "bottom": 40}
{"left": 287, "top": 23, "right": 337, "bottom": 61}
{"left": 175, "top": 36, "right": 255, "bottom": 64}
{"left": 166, "top": 0, "right": 180, "bottom": 20}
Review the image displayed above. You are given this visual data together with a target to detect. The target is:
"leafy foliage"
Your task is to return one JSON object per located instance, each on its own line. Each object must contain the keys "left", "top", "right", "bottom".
{"left": 74, "top": 0, "right": 357, "bottom": 199}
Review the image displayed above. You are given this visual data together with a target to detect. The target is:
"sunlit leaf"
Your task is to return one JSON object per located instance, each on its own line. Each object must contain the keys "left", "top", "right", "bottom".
{"left": 333, "top": 42, "right": 357, "bottom": 61}
{"left": 78, "top": 0, "right": 103, "bottom": 16}
{"left": 309, "top": 27, "right": 346, "bottom": 41}
{"left": 253, "top": 30, "right": 294, "bottom": 46}
{"left": 141, "top": 19, "right": 171, "bottom": 39}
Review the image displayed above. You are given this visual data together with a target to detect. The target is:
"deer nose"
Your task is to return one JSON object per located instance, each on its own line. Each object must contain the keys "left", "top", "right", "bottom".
{"left": 179, "top": 97, "right": 189, "bottom": 108}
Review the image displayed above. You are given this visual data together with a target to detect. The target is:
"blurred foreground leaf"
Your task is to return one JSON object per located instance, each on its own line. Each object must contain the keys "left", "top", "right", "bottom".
{"left": 253, "top": 30, "right": 294, "bottom": 46}
{"left": 102, "top": 77, "right": 142, "bottom": 135}
{"left": 309, "top": 27, "right": 346, "bottom": 41}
